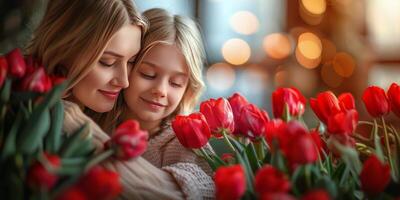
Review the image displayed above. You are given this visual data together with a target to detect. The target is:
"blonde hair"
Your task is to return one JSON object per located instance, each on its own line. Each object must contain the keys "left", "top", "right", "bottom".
{"left": 26, "top": 0, "right": 148, "bottom": 92}
{"left": 97, "top": 8, "right": 206, "bottom": 133}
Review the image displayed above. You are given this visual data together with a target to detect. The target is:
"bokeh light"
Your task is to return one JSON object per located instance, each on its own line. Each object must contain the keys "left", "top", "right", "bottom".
{"left": 296, "top": 32, "right": 322, "bottom": 69}
{"left": 299, "top": 0, "right": 327, "bottom": 25}
{"left": 206, "top": 62, "right": 236, "bottom": 91}
{"left": 263, "top": 33, "right": 292, "bottom": 59}
{"left": 321, "top": 39, "right": 337, "bottom": 63}
{"left": 332, "top": 52, "right": 356, "bottom": 78}
{"left": 301, "top": 0, "right": 326, "bottom": 15}
{"left": 222, "top": 38, "right": 251, "bottom": 65}
{"left": 321, "top": 63, "right": 343, "bottom": 88}
{"left": 230, "top": 11, "right": 259, "bottom": 35}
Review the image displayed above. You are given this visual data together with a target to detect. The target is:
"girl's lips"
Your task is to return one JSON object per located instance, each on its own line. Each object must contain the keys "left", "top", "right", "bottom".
{"left": 140, "top": 97, "right": 167, "bottom": 110}
{"left": 99, "top": 90, "right": 120, "bottom": 100}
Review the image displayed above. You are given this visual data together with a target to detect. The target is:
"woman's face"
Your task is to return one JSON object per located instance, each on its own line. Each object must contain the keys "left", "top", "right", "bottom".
{"left": 72, "top": 24, "right": 141, "bottom": 112}
{"left": 124, "top": 44, "right": 189, "bottom": 128}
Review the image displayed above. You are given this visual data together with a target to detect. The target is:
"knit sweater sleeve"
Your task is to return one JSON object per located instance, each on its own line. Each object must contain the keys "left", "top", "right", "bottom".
{"left": 143, "top": 127, "right": 215, "bottom": 200}
{"left": 62, "top": 101, "right": 185, "bottom": 200}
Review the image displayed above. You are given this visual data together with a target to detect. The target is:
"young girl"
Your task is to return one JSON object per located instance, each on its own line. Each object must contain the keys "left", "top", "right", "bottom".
{"left": 27, "top": 1, "right": 188, "bottom": 199}
{"left": 98, "top": 8, "right": 215, "bottom": 199}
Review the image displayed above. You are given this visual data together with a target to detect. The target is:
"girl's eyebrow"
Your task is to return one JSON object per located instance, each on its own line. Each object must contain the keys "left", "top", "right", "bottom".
{"left": 103, "top": 51, "right": 123, "bottom": 58}
{"left": 142, "top": 61, "right": 188, "bottom": 76}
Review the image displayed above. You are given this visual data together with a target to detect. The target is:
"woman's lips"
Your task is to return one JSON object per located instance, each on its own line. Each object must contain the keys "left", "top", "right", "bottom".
{"left": 99, "top": 90, "right": 120, "bottom": 100}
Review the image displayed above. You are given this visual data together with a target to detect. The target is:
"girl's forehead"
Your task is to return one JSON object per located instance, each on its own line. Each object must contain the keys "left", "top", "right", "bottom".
{"left": 140, "top": 44, "right": 189, "bottom": 75}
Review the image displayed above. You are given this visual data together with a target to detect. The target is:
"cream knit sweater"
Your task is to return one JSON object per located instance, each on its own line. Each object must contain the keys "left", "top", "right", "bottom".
{"left": 62, "top": 101, "right": 215, "bottom": 200}
{"left": 143, "top": 125, "right": 215, "bottom": 199}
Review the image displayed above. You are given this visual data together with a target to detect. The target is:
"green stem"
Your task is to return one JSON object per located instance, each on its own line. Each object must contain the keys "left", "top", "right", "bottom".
{"left": 200, "top": 147, "right": 213, "bottom": 162}
{"left": 381, "top": 117, "right": 395, "bottom": 175}
{"left": 223, "top": 131, "right": 236, "bottom": 153}
{"left": 305, "top": 165, "right": 312, "bottom": 189}
{"left": 85, "top": 149, "right": 114, "bottom": 171}
{"left": 254, "top": 140, "right": 265, "bottom": 161}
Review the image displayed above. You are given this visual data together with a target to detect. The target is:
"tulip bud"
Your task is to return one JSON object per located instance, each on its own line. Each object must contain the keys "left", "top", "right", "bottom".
{"left": 360, "top": 155, "right": 390, "bottom": 196}
{"left": 215, "top": 165, "right": 246, "bottom": 200}
{"left": 78, "top": 166, "right": 122, "bottom": 200}
{"left": 106, "top": 120, "right": 148, "bottom": 160}
{"left": 172, "top": 113, "right": 211, "bottom": 149}
{"left": 200, "top": 98, "right": 235, "bottom": 137}
{"left": 0, "top": 56, "right": 8, "bottom": 87}
{"left": 20, "top": 67, "right": 52, "bottom": 93}
{"left": 6, "top": 48, "right": 26, "bottom": 78}
{"left": 387, "top": 83, "right": 400, "bottom": 118}
{"left": 27, "top": 153, "right": 61, "bottom": 190}
{"left": 272, "top": 87, "right": 306, "bottom": 118}
{"left": 255, "top": 165, "right": 290, "bottom": 196}
{"left": 362, "top": 86, "right": 390, "bottom": 118}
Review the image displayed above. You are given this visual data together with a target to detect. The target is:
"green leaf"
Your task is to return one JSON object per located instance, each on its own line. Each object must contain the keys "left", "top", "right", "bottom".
{"left": 1, "top": 109, "right": 24, "bottom": 160}
{"left": 245, "top": 142, "right": 261, "bottom": 172}
{"left": 373, "top": 119, "right": 385, "bottom": 162}
{"left": 270, "top": 139, "right": 287, "bottom": 174}
{"left": 45, "top": 101, "right": 64, "bottom": 153}
{"left": 40, "top": 81, "right": 68, "bottom": 109}
{"left": 9, "top": 91, "right": 40, "bottom": 104}
{"left": 18, "top": 108, "right": 51, "bottom": 154}
{"left": 330, "top": 139, "right": 362, "bottom": 185}
{"left": 315, "top": 176, "right": 338, "bottom": 198}
{"left": 234, "top": 150, "right": 254, "bottom": 193}
{"left": 227, "top": 135, "right": 245, "bottom": 153}
{"left": 0, "top": 78, "right": 11, "bottom": 103}
{"left": 59, "top": 124, "right": 91, "bottom": 157}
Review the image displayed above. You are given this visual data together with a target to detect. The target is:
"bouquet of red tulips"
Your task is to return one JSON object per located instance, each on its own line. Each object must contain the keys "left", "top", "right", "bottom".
{"left": 172, "top": 86, "right": 400, "bottom": 199}
{"left": 0, "top": 49, "right": 148, "bottom": 200}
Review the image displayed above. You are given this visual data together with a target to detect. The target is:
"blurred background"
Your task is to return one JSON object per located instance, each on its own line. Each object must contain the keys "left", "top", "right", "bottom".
{"left": 1, "top": 0, "right": 400, "bottom": 124}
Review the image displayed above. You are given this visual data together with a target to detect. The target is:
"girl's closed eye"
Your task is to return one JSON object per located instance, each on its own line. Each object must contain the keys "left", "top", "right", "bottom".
{"left": 140, "top": 71, "right": 156, "bottom": 79}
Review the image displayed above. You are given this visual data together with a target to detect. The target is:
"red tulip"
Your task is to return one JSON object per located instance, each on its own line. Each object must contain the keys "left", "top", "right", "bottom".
{"left": 20, "top": 67, "right": 52, "bottom": 93}
{"left": 286, "top": 133, "right": 318, "bottom": 166}
{"left": 264, "top": 119, "right": 286, "bottom": 150}
{"left": 362, "top": 86, "right": 390, "bottom": 118}
{"left": 221, "top": 153, "right": 235, "bottom": 165}
{"left": 200, "top": 98, "right": 235, "bottom": 137}
{"left": 301, "top": 190, "right": 331, "bottom": 200}
{"left": 0, "top": 56, "right": 7, "bottom": 87}
{"left": 172, "top": 112, "right": 211, "bottom": 149}
{"left": 360, "top": 155, "right": 391, "bottom": 196}
{"left": 50, "top": 75, "right": 67, "bottom": 86}
{"left": 310, "top": 91, "right": 355, "bottom": 124}
{"left": 106, "top": 120, "right": 148, "bottom": 160}
{"left": 55, "top": 187, "right": 87, "bottom": 200}
{"left": 255, "top": 165, "right": 290, "bottom": 196}
{"left": 272, "top": 87, "right": 306, "bottom": 118}
{"left": 6, "top": 48, "right": 26, "bottom": 78}
{"left": 388, "top": 83, "right": 400, "bottom": 117}
{"left": 228, "top": 93, "right": 250, "bottom": 135}
{"left": 215, "top": 165, "right": 246, "bottom": 200}
{"left": 24, "top": 55, "right": 40, "bottom": 74}
{"left": 78, "top": 166, "right": 122, "bottom": 200}
{"left": 27, "top": 153, "right": 61, "bottom": 190}
{"left": 327, "top": 109, "right": 358, "bottom": 135}
{"left": 309, "top": 130, "right": 324, "bottom": 157}
{"left": 236, "top": 103, "right": 269, "bottom": 140}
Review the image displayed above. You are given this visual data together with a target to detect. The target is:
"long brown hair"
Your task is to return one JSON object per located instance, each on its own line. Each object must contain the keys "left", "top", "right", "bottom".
{"left": 26, "top": 0, "right": 148, "bottom": 92}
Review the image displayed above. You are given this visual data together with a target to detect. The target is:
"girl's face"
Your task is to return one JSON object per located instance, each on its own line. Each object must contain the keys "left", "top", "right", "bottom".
{"left": 124, "top": 44, "right": 189, "bottom": 128}
{"left": 72, "top": 25, "right": 141, "bottom": 112}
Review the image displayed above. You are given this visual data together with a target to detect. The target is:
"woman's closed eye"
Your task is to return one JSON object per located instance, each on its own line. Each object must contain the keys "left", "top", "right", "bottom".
{"left": 99, "top": 60, "right": 115, "bottom": 67}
